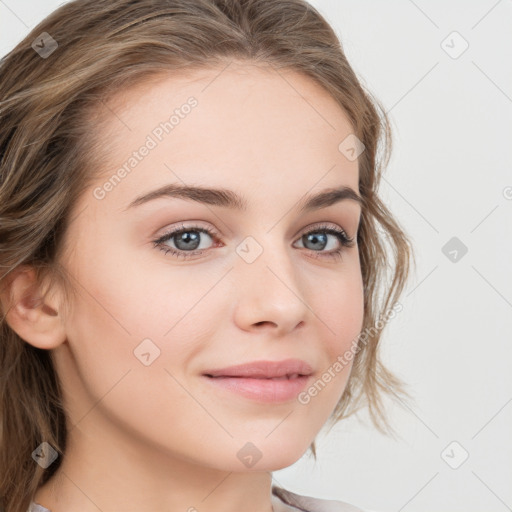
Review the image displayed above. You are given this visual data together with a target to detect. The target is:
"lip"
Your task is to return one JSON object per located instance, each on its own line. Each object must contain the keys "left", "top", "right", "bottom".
{"left": 202, "top": 358, "right": 314, "bottom": 403}
{"left": 203, "top": 358, "right": 314, "bottom": 378}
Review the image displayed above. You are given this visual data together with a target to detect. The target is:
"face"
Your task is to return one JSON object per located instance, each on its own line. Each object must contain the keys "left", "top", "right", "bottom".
{"left": 54, "top": 61, "right": 364, "bottom": 472}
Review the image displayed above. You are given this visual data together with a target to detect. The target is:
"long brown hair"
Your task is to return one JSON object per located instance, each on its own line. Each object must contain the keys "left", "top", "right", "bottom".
{"left": 0, "top": 1, "right": 414, "bottom": 510}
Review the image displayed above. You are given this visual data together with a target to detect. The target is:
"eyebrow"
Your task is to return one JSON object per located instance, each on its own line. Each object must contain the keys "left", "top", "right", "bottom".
{"left": 124, "top": 183, "right": 362, "bottom": 213}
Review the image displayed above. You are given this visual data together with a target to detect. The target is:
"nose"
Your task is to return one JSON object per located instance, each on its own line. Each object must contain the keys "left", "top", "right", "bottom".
{"left": 231, "top": 239, "right": 309, "bottom": 336}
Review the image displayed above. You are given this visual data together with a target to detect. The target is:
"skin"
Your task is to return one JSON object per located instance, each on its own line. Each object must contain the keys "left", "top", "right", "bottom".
{"left": 4, "top": 61, "right": 364, "bottom": 512}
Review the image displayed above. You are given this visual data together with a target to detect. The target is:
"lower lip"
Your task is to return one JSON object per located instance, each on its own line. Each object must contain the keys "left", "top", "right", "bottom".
{"left": 203, "top": 375, "right": 311, "bottom": 403}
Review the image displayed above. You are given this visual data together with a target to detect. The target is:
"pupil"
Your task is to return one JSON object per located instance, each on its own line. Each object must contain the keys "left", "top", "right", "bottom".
{"left": 305, "top": 233, "right": 327, "bottom": 251}
{"left": 176, "top": 231, "right": 200, "bottom": 250}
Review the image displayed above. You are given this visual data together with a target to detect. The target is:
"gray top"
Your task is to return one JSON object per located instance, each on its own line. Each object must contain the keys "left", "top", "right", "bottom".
{"left": 28, "top": 485, "right": 374, "bottom": 512}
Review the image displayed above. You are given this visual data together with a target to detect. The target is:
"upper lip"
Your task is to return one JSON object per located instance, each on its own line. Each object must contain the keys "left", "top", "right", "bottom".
{"left": 203, "top": 358, "right": 314, "bottom": 379}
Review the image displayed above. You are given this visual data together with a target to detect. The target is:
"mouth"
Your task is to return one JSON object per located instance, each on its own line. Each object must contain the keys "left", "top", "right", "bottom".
{"left": 203, "top": 358, "right": 313, "bottom": 379}
{"left": 205, "top": 373, "right": 306, "bottom": 380}
{"left": 202, "top": 359, "right": 313, "bottom": 403}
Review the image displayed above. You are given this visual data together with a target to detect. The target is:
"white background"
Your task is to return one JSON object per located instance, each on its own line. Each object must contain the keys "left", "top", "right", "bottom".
{"left": 1, "top": 1, "right": 511, "bottom": 511}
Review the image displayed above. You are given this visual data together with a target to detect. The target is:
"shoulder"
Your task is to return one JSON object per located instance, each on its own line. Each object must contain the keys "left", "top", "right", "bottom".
{"left": 271, "top": 485, "right": 378, "bottom": 512}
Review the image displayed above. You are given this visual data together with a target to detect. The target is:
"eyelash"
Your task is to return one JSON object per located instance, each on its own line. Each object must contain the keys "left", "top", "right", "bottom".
{"left": 152, "top": 222, "right": 355, "bottom": 261}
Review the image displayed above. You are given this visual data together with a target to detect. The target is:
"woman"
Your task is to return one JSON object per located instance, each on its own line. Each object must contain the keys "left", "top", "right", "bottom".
{"left": 0, "top": 1, "right": 414, "bottom": 511}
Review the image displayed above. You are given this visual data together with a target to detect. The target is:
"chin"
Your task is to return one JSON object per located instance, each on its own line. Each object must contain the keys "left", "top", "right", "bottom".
{"left": 259, "top": 451, "right": 309, "bottom": 472}
{"left": 233, "top": 433, "right": 314, "bottom": 472}
{"left": 165, "top": 422, "right": 317, "bottom": 473}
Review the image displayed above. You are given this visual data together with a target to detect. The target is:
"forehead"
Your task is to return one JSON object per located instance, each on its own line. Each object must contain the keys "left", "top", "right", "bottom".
{"left": 84, "top": 62, "right": 360, "bottom": 214}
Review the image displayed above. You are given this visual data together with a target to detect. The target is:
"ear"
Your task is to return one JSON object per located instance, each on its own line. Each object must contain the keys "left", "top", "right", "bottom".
{"left": 0, "top": 266, "right": 67, "bottom": 349}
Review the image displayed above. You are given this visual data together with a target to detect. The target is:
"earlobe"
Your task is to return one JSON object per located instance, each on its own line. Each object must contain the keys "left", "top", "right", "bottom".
{"left": 0, "top": 266, "right": 67, "bottom": 350}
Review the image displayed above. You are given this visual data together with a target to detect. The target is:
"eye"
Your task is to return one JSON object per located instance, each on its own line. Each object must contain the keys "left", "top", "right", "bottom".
{"left": 152, "top": 223, "right": 219, "bottom": 260}
{"left": 293, "top": 223, "right": 355, "bottom": 261}
{"left": 152, "top": 222, "right": 355, "bottom": 261}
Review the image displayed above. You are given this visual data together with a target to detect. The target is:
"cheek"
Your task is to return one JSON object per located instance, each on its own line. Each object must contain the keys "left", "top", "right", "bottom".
{"left": 61, "top": 239, "right": 221, "bottom": 398}
{"left": 305, "top": 264, "right": 364, "bottom": 398}
{"left": 310, "top": 260, "right": 364, "bottom": 351}
{"left": 59, "top": 256, "right": 222, "bottom": 454}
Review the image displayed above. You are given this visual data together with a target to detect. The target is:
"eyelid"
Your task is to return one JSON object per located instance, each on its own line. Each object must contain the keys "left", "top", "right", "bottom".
{"left": 296, "top": 221, "right": 350, "bottom": 237}
{"left": 154, "top": 221, "right": 215, "bottom": 239}
{"left": 153, "top": 220, "right": 355, "bottom": 260}
{"left": 155, "top": 221, "right": 352, "bottom": 242}
{"left": 153, "top": 222, "right": 219, "bottom": 248}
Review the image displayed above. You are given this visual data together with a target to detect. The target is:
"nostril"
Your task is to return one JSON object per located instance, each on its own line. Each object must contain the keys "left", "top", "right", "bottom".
{"left": 254, "top": 321, "right": 276, "bottom": 328}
